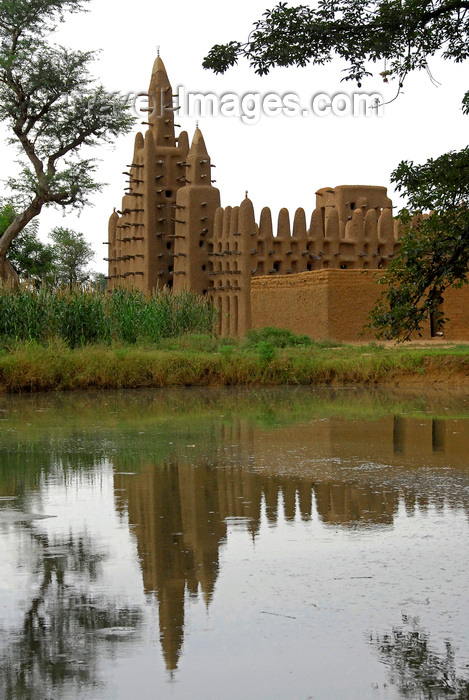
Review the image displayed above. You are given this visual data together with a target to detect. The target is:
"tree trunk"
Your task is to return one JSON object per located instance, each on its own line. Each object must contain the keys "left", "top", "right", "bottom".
{"left": 0, "top": 199, "right": 43, "bottom": 283}
{"left": 0, "top": 256, "right": 19, "bottom": 287}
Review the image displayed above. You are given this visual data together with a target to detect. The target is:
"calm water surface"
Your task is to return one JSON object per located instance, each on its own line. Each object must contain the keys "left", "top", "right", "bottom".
{"left": 0, "top": 387, "right": 469, "bottom": 700}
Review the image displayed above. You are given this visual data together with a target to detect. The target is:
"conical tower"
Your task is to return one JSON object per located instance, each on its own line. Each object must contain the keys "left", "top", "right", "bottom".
{"left": 148, "top": 55, "right": 177, "bottom": 148}
{"left": 172, "top": 127, "right": 221, "bottom": 294}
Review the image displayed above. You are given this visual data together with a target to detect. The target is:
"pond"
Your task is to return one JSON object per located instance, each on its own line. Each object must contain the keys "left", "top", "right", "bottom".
{"left": 0, "top": 386, "right": 469, "bottom": 699}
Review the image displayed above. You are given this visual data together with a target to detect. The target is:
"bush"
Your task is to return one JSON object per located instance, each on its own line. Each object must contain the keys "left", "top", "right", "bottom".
{"left": 256, "top": 340, "right": 276, "bottom": 363}
{"left": 245, "top": 326, "right": 313, "bottom": 348}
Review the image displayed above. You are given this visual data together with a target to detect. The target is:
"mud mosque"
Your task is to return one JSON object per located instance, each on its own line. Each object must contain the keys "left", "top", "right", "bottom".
{"left": 107, "top": 56, "right": 469, "bottom": 340}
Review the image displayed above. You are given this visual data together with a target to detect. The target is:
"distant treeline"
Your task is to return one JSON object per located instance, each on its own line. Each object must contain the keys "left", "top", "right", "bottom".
{"left": 0, "top": 285, "right": 217, "bottom": 347}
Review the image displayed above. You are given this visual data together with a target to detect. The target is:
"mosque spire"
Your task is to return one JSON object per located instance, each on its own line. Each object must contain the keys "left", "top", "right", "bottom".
{"left": 185, "top": 126, "right": 213, "bottom": 184}
{"left": 148, "top": 54, "right": 176, "bottom": 146}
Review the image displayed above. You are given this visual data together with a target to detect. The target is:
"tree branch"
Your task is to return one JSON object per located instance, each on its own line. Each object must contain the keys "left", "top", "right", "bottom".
{"left": 0, "top": 198, "right": 43, "bottom": 257}
{"left": 47, "top": 126, "right": 103, "bottom": 173}
{"left": 420, "top": 0, "right": 469, "bottom": 24}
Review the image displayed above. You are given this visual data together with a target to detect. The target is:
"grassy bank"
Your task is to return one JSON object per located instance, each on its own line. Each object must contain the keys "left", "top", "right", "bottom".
{"left": 1, "top": 332, "right": 469, "bottom": 393}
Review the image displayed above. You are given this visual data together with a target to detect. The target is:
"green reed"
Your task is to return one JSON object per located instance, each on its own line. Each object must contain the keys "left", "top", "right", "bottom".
{"left": 0, "top": 284, "right": 217, "bottom": 347}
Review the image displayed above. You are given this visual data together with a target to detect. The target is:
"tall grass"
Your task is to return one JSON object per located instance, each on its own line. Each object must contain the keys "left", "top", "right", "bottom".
{"left": 0, "top": 284, "right": 217, "bottom": 347}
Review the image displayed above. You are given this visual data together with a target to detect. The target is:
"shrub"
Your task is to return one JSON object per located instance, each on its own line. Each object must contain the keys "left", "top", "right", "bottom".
{"left": 245, "top": 326, "right": 313, "bottom": 348}
{"left": 256, "top": 341, "right": 276, "bottom": 364}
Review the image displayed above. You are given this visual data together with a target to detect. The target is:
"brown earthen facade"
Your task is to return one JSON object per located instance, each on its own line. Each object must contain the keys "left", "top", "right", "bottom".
{"left": 109, "top": 57, "right": 463, "bottom": 340}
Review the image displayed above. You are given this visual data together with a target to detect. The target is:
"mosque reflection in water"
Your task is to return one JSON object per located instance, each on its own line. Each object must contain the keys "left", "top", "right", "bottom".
{"left": 112, "top": 412, "right": 469, "bottom": 673}
{"left": 1, "top": 389, "right": 469, "bottom": 699}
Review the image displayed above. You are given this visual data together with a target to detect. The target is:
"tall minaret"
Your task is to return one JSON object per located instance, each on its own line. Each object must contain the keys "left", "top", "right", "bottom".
{"left": 172, "top": 127, "right": 220, "bottom": 294}
{"left": 108, "top": 56, "right": 190, "bottom": 292}
{"left": 148, "top": 55, "right": 178, "bottom": 149}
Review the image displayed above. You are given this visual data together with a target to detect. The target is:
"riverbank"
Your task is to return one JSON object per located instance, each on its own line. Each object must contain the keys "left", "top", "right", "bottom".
{"left": 1, "top": 336, "right": 469, "bottom": 392}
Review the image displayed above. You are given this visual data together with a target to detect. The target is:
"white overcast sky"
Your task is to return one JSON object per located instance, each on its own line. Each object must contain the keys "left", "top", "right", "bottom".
{"left": 0, "top": 0, "right": 467, "bottom": 273}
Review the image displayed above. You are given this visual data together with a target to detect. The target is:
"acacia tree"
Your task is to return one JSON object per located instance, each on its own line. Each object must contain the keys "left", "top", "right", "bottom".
{"left": 0, "top": 0, "right": 134, "bottom": 283}
{"left": 204, "top": 0, "right": 469, "bottom": 339}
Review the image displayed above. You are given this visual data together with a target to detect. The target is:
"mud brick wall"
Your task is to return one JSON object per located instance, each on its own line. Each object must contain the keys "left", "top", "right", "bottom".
{"left": 251, "top": 270, "right": 417, "bottom": 341}
{"left": 441, "top": 285, "right": 469, "bottom": 341}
